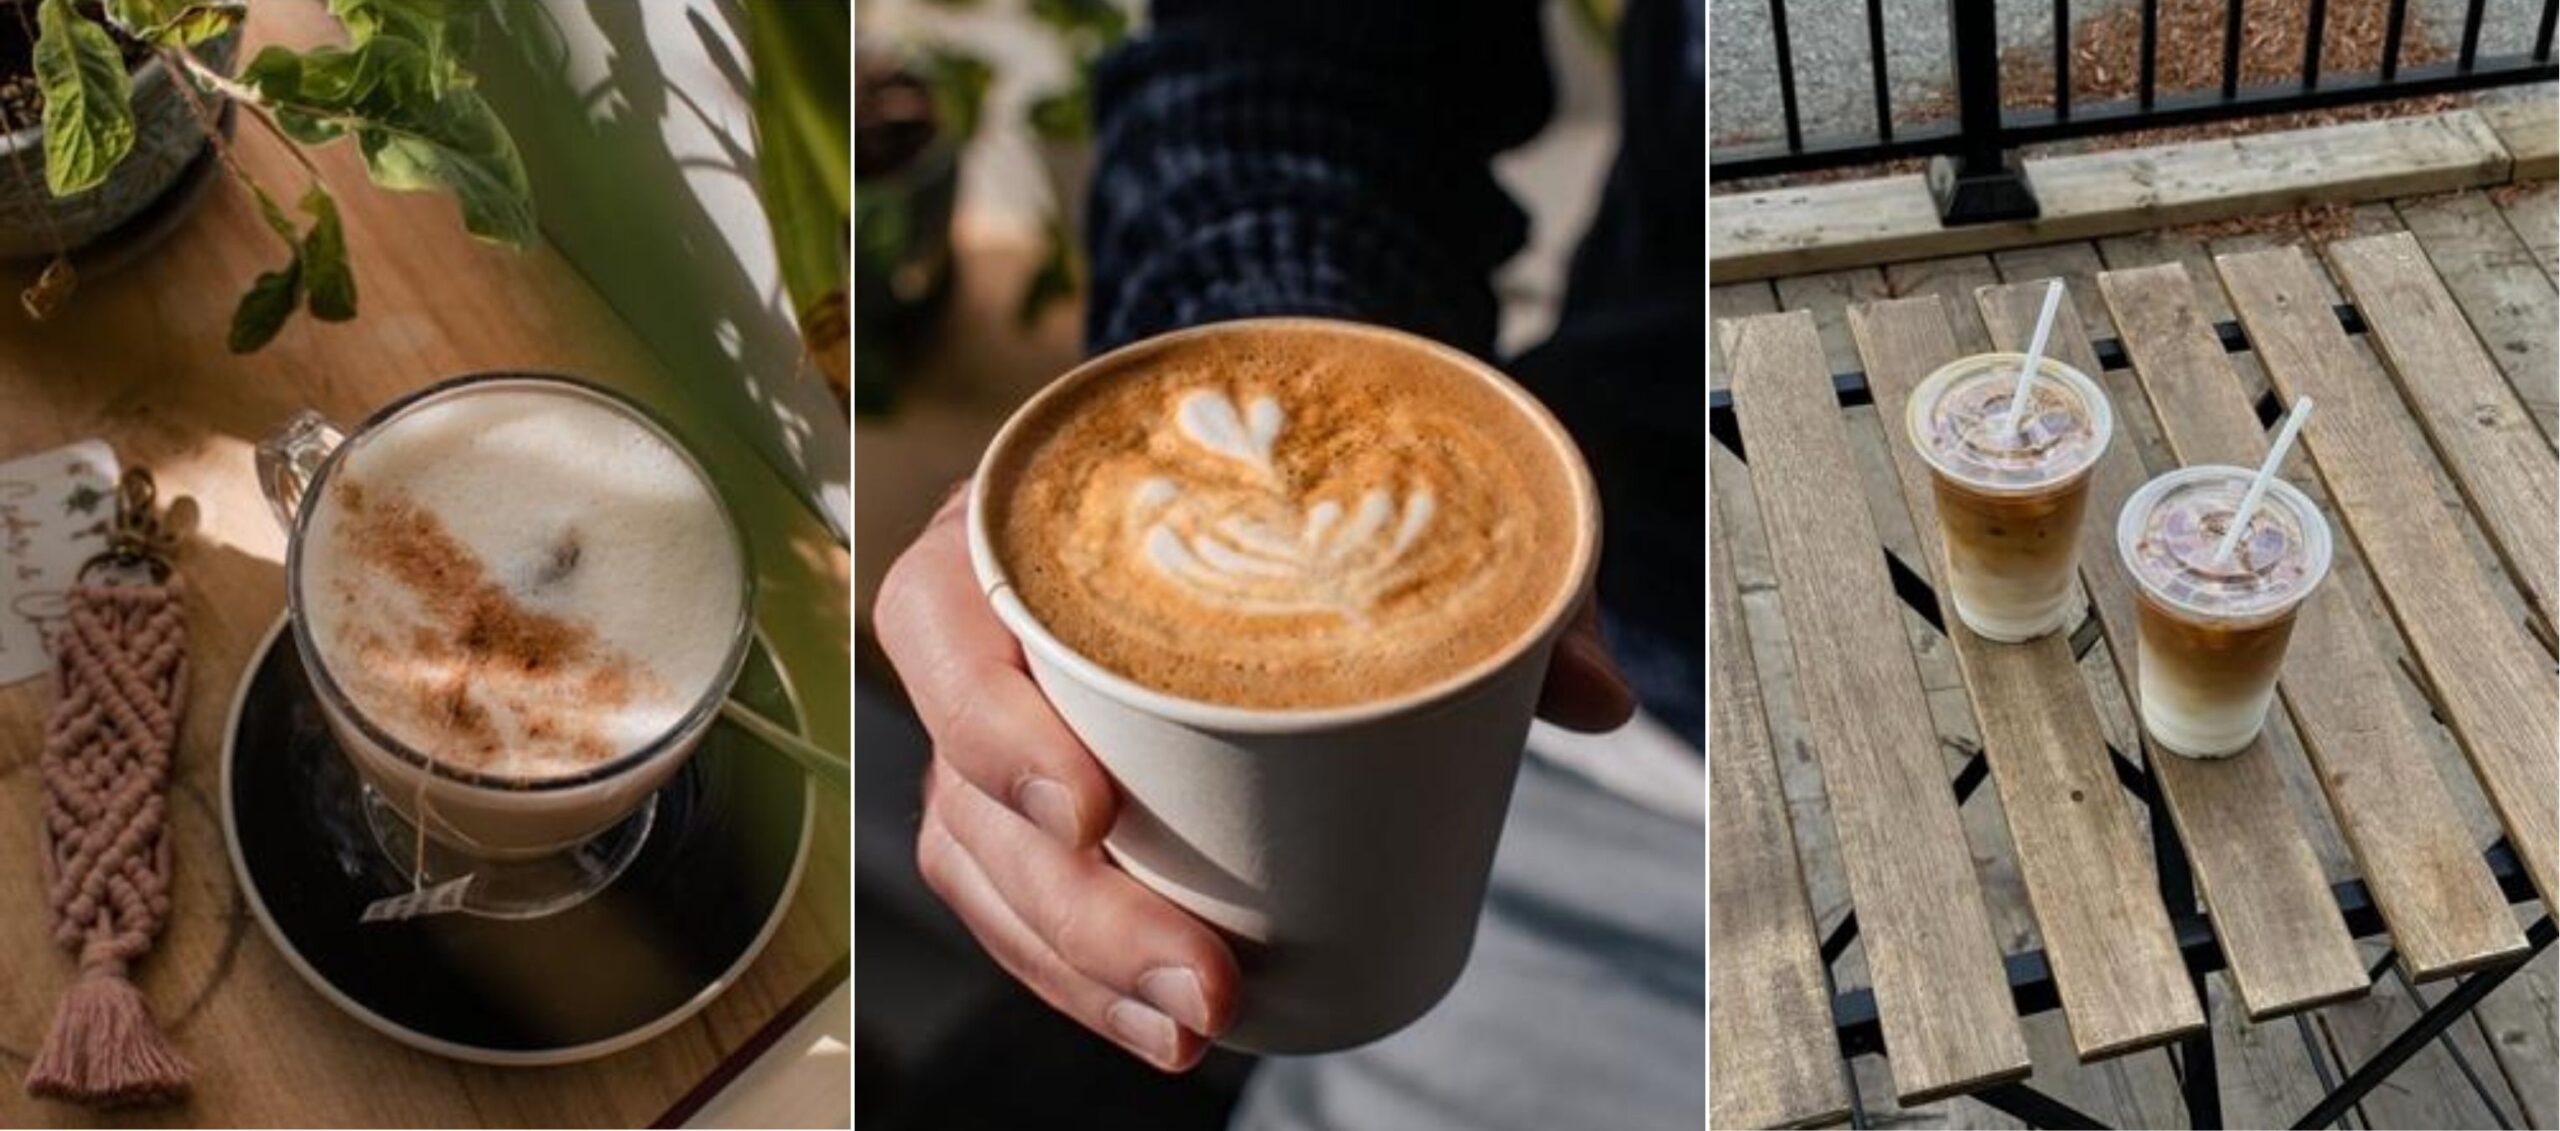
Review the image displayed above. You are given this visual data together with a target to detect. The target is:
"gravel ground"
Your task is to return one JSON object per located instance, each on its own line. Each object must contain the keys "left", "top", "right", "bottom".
{"left": 1709, "top": 0, "right": 2138, "bottom": 147}
{"left": 1712, "top": 0, "right": 2552, "bottom": 150}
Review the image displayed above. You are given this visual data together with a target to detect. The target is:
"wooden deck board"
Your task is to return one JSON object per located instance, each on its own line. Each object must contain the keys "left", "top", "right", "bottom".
{"left": 2219, "top": 245, "right": 2560, "bottom": 915}
{"left": 2328, "top": 231, "right": 2560, "bottom": 648}
{"left": 1848, "top": 298, "right": 2205, "bottom": 1060}
{"left": 2498, "top": 182, "right": 2560, "bottom": 284}
{"left": 1724, "top": 312, "right": 2031, "bottom": 1104}
{"left": 2482, "top": 98, "right": 2559, "bottom": 182}
{"left": 2392, "top": 191, "right": 2560, "bottom": 445}
{"left": 1712, "top": 111, "right": 2512, "bottom": 281}
{"left": 1711, "top": 488, "right": 1856, "bottom": 1131}
{"left": 2096, "top": 261, "right": 2526, "bottom": 984}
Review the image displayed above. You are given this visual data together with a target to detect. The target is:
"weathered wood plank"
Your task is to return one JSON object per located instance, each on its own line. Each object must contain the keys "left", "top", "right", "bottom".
{"left": 2495, "top": 182, "right": 2560, "bottom": 284}
{"left": 2219, "top": 245, "right": 2560, "bottom": 915}
{"left": 2328, "top": 232, "right": 2560, "bottom": 651}
{"left": 1774, "top": 269, "right": 1968, "bottom": 696}
{"left": 1726, "top": 312, "right": 2031, "bottom": 1104}
{"left": 1711, "top": 281, "right": 1781, "bottom": 394}
{"left": 2097, "top": 261, "right": 2526, "bottom": 983}
{"left": 1849, "top": 298, "right": 2204, "bottom": 1060}
{"left": 2481, "top": 97, "right": 2559, "bottom": 182}
{"left": 1712, "top": 111, "right": 2511, "bottom": 281}
{"left": 1976, "top": 280, "right": 2376, "bottom": 1013}
{"left": 1711, "top": 488, "right": 1855, "bottom": 1131}
{"left": 2393, "top": 191, "right": 2560, "bottom": 445}
{"left": 1884, "top": 256, "right": 2002, "bottom": 357}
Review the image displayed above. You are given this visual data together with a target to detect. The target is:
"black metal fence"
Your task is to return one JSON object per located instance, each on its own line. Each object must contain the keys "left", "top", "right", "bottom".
{"left": 1710, "top": 0, "right": 2560, "bottom": 224}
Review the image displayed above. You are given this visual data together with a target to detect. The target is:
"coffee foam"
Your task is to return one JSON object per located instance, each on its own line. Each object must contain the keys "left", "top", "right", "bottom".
{"left": 299, "top": 387, "right": 744, "bottom": 779}
{"left": 2125, "top": 472, "right": 2324, "bottom": 620}
{"left": 1913, "top": 356, "right": 2107, "bottom": 489}
{"left": 986, "top": 327, "right": 1582, "bottom": 709}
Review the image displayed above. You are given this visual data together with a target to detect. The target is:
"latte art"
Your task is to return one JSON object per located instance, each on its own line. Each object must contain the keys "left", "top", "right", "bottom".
{"left": 1137, "top": 390, "right": 1439, "bottom": 620}
{"left": 986, "top": 325, "right": 1585, "bottom": 709}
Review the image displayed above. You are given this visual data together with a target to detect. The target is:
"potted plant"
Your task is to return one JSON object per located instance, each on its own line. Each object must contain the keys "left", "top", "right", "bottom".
{"left": 2, "top": 0, "right": 534, "bottom": 352}
{"left": 0, "top": 1, "right": 234, "bottom": 263}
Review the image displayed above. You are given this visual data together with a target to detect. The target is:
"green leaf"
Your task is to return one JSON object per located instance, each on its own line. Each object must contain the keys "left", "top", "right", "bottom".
{"left": 1015, "top": 218, "right": 1077, "bottom": 328}
{"left": 34, "top": 0, "right": 136, "bottom": 196}
{"left": 242, "top": 38, "right": 535, "bottom": 246}
{"left": 102, "top": 0, "right": 244, "bottom": 47}
{"left": 300, "top": 188, "right": 355, "bottom": 321}
{"left": 1028, "top": 0, "right": 1128, "bottom": 45}
{"left": 229, "top": 258, "right": 302, "bottom": 352}
{"left": 1026, "top": 84, "right": 1090, "bottom": 143}
{"left": 245, "top": 177, "right": 296, "bottom": 245}
{"left": 326, "top": 0, "right": 477, "bottom": 97}
{"left": 920, "top": 48, "right": 991, "bottom": 144}
{"left": 743, "top": 0, "right": 845, "bottom": 324}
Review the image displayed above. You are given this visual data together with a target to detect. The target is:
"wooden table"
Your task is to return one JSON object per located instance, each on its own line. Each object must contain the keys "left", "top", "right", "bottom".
{"left": 0, "top": 4, "right": 850, "bottom": 1125}
{"left": 1710, "top": 237, "right": 2556, "bottom": 1129}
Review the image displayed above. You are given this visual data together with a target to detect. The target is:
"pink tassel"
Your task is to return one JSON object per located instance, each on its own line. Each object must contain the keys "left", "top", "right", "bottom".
{"left": 23, "top": 966, "right": 192, "bottom": 1107}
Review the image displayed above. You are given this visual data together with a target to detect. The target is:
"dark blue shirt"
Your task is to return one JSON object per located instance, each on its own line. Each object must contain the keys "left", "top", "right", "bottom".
{"left": 1087, "top": 0, "right": 1706, "bottom": 744}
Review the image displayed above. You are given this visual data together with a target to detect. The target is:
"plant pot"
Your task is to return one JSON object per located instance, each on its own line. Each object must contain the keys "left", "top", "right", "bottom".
{"left": 0, "top": 28, "right": 237, "bottom": 260}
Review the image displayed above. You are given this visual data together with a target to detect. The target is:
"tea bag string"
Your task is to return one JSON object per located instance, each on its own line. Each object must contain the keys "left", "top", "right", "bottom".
{"left": 25, "top": 470, "right": 193, "bottom": 1107}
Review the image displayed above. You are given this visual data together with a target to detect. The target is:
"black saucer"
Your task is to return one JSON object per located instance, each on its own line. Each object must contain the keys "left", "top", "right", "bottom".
{"left": 221, "top": 616, "right": 812, "bottom": 1065}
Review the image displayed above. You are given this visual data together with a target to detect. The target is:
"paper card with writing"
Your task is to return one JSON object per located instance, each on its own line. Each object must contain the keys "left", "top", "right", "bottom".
{"left": 0, "top": 441, "right": 121, "bottom": 686}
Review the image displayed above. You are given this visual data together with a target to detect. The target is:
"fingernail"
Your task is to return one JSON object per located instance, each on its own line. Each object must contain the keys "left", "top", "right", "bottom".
{"left": 1137, "top": 966, "right": 1212, "bottom": 1033}
{"left": 1106, "top": 998, "right": 1180, "bottom": 1066}
{"left": 1013, "top": 777, "right": 1079, "bottom": 842}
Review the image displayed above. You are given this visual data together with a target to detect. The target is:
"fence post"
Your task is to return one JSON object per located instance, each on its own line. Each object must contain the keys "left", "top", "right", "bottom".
{"left": 1928, "top": 0, "right": 2041, "bottom": 224}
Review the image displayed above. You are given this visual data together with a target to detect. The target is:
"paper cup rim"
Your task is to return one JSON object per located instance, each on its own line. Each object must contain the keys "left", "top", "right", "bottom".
{"left": 966, "top": 317, "right": 1602, "bottom": 735}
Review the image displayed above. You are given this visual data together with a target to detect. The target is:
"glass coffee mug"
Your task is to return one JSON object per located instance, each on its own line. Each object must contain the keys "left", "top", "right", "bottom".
{"left": 256, "top": 373, "right": 755, "bottom": 919}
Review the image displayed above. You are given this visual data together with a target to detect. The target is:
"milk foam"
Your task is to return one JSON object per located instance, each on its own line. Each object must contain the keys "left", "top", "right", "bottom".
{"left": 989, "top": 326, "right": 1583, "bottom": 709}
{"left": 1135, "top": 390, "right": 1439, "bottom": 620}
{"left": 300, "top": 387, "right": 744, "bottom": 779}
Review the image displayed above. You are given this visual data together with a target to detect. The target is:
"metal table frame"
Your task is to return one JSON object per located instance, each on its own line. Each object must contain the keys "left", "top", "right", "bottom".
{"left": 1710, "top": 303, "right": 2555, "bottom": 1130}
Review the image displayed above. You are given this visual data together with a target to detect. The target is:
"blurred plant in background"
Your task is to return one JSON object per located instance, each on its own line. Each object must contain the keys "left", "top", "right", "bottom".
{"left": 743, "top": 0, "right": 850, "bottom": 404}
{"left": 853, "top": 0, "right": 1133, "bottom": 414}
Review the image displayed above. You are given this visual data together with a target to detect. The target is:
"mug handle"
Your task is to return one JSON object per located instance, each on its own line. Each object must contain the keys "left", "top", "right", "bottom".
{"left": 255, "top": 411, "right": 345, "bottom": 531}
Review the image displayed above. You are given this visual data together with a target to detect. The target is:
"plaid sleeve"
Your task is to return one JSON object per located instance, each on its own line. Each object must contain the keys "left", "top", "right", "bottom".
{"left": 1083, "top": 0, "right": 1553, "bottom": 360}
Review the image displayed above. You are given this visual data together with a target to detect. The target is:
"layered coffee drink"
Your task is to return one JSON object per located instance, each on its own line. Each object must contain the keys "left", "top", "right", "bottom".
{"left": 980, "top": 322, "right": 1588, "bottom": 709}
{"left": 1905, "top": 353, "right": 2113, "bottom": 642}
{"left": 298, "top": 386, "right": 747, "bottom": 781}
{"left": 2117, "top": 466, "right": 2331, "bottom": 758}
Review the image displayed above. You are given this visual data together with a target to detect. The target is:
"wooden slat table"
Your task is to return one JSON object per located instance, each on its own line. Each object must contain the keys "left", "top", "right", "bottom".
{"left": 1725, "top": 314, "right": 2032, "bottom": 1106}
{"left": 0, "top": 3, "right": 850, "bottom": 1126}
{"left": 2221, "top": 247, "right": 2560, "bottom": 911}
{"left": 1847, "top": 301, "right": 2204, "bottom": 1061}
{"left": 1709, "top": 488, "right": 1852, "bottom": 1131}
{"left": 2096, "top": 264, "right": 2529, "bottom": 983}
{"left": 1711, "top": 237, "right": 2555, "bottom": 1128}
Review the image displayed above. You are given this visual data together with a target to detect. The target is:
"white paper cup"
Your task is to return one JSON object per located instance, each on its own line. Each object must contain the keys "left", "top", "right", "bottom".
{"left": 966, "top": 318, "right": 1601, "bottom": 1053}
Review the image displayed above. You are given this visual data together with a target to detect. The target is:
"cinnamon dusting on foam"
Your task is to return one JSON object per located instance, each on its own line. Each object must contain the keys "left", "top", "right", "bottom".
{"left": 332, "top": 482, "right": 644, "bottom": 773}
{"left": 988, "top": 327, "right": 1581, "bottom": 709}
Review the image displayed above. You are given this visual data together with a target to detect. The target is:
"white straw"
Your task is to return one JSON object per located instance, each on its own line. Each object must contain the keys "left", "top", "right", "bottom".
{"left": 722, "top": 697, "right": 849, "bottom": 792}
{"left": 2008, "top": 280, "right": 2065, "bottom": 435}
{"left": 2214, "top": 397, "right": 2317, "bottom": 565}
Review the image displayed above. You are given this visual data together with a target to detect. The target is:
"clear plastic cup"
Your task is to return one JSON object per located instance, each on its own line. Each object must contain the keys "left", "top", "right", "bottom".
{"left": 1905, "top": 353, "right": 2114, "bottom": 642}
{"left": 2116, "top": 465, "right": 2334, "bottom": 758}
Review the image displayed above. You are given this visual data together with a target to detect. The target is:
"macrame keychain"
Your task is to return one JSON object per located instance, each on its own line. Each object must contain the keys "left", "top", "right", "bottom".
{"left": 25, "top": 468, "right": 193, "bottom": 1107}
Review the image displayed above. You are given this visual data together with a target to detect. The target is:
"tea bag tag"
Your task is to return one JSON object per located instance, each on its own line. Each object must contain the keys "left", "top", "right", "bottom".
{"left": 361, "top": 874, "right": 475, "bottom": 923}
